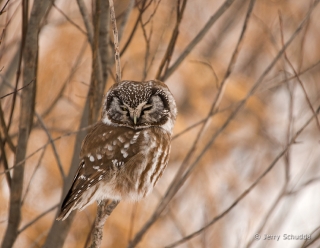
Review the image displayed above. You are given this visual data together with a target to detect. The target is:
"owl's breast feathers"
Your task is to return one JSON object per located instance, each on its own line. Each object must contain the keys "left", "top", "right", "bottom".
{"left": 57, "top": 121, "right": 171, "bottom": 220}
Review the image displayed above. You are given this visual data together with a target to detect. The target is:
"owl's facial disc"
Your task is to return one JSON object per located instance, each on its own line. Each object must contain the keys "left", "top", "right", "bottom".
{"left": 102, "top": 80, "right": 177, "bottom": 132}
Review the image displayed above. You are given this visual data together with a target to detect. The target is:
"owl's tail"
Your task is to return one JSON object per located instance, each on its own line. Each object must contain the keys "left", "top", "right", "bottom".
{"left": 56, "top": 187, "right": 83, "bottom": 221}
{"left": 56, "top": 204, "right": 75, "bottom": 221}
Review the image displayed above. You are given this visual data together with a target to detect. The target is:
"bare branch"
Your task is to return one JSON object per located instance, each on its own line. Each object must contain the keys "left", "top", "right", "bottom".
{"left": 88, "top": 1, "right": 122, "bottom": 247}
{"left": 279, "top": 12, "right": 320, "bottom": 132}
{"left": 1, "top": 1, "right": 52, "bottom": 247}
{"left": 118, "top": 0, "right": 135, "bottom": 42}
{"left": 98, "top": 0, "right": 110, "bottom": 83}
{"left": 156, "top": 0, "right": 187, "bottom": 79}
{"left": 161, "top": 0, "right": 236, "bottom": 81}
{"left": 21, "top": 145, "right": 47, "bottom": 205}
{"left": 300, "top": 225, "right": 320, "bottom": 248}
{"left": 76, "top": 0, "right": 94, "bottom": 46}
{"left": 18, "top": 204, "right": 59, "bottom": 234}
{"left": 120, "top": 0, "right": 148, "bottom": 56}
{"left": 0, "top": 0, "right": 11, "bottom": 15}
{"left": 0, "top": 132, "right": 11, "bottom": 188}
{"left": 52, "top": 2, "right": 87, "bottom": 35}
{"left": 165, "top": 110, "right": 318, "bottom": 248}
{"left": 0, "top": 78, "right": 34, "bottom": 99}
{"left": 0, "top": 100, "right": 16, "bottom": 153}
{"left": 36, "top": 113, "right": 66, "bottom": 180}
{"left": 109, "top": 0, "right": 121, "bottom": 83}
{"left": 128, "top": 2, "right": 319, "bottom": 246}
{"left": 89, "top": 200, "right": 119, "bottom": 248}
{"left": 0, "top": 124, "right": 94, "bottom": 176}
{"left": 40, "top": 40, "right": 88, "bottom": 118}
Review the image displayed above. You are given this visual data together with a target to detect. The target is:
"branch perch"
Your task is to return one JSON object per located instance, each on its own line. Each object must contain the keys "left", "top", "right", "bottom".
{"left": 89, "top": 0, "right": 122, "bottom": 247}
{"left": 89, "top": 200, "right": 119, "bottom": 248}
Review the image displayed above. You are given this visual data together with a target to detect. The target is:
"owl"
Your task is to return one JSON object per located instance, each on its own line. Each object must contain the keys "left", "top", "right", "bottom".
{"left": 57, "top": 80, "right": 177, "bottom": 220}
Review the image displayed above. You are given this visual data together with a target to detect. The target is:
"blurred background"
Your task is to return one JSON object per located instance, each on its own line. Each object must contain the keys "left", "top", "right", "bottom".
{"left": 0, "top": 0, "right": 320, "bottom": 247}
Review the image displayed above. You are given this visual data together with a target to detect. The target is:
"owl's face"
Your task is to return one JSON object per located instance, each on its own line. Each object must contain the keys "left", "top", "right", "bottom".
{"left": 102, "top": 80, "right": 177, "bottom": 133}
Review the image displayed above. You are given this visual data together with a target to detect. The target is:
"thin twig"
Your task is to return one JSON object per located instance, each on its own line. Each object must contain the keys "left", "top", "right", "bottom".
{"left": 0, "top": 100, "right": 16, "bottom": 153}
{"left": 18, "top": 204, "right": 59, "bottom": 234}
{"left": 118, "top": 0, "right": 135, "bottom": 42}
{"left": 52, "top": 2, "right": 87, "bottom": 35}
{"left": 141, "top": 0, "right": 161, "bottom": 27}
{"left": 127, "top": 203, "right": 138, "bottom": 244}
{"left": 21, "top": 145, "right": 47, "bottom": 205}
{"left": 6, "top": 0, "right": 29, "bottom": 134}
{"left": 0, "top": 78, "right": 34, "bottom": 99}
{"left": 0, "top": 124, "right": 94, "bottom": 176}
{"left": 40, "top": 40, "right": 88, "bottom": 118}
{"left": 245, "top": 186, "right": 286, "bottom": 248}
{"left": 260, "top": 59, "right": 320, "bottom": 93}
{"left": 0, "top": 133, "right": 11, "bottom": 188}
{"left": 287, "top": 176, "right": 320, "bottom": 195}
{"left": 156, "top": 0, "right": 187, "bottom": 79}
{"left": 140, "top": 14, "right": 152, "bottom": 80}
{"left": 76, "top": 0, "right": 94, "bottom": 46}
{"left": 120, "top": 0, "right": 148, "bottom": 56}
{"left": 279, "top": 12, "right": 320, "bottom": 132}
{"left": 189, "top": 60, "right": 219, "bottom": 88}
{"left": 109, "top": 0, "right": 121, "bottom": 83}
{"left": 165, "top": 110, "right": 318, "bottom": 248}
{"left": 0, "top": 0, "right": 11, "bottom": 15}
{"left": 36, "top": 113, "right": 66, "bottom": 180}
{"left": 161, "top": 0, "right": 236, "bottom": 81}
{"left": 128, "top": 2, "right": 319, "bottom": 246}
{"left": 300, "top": 225, "right": 320, "bottom": 248}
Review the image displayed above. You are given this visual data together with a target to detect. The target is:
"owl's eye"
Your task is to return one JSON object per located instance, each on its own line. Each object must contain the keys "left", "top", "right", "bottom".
{"left": 141, "top": 104, "right": 152, "bottom": 115}
{"left": 120, "top": 105, "right": 127, "bottom": 112}
{"left": 142, "top": 104, "right": 152, "bottom": 111}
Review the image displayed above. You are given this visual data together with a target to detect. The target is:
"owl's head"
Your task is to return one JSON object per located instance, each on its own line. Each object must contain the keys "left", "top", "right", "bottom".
{"left": 102, "top": 80, "right": 177, "bottom": 133}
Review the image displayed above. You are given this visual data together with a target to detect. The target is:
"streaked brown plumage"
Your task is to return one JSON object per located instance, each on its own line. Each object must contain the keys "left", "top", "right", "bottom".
{"left": 57, "top": 80, "right": 177, "bottom": 220}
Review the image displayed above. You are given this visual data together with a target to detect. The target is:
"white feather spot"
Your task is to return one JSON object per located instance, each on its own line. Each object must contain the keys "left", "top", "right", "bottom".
{"left": 130, "top": 132, "right": 140, "bottom": 144}
{"left": 89, "top": 156, "right": 95, "bottom": 162}
{"left": 80, "top": 175, "right": 87, "bottom": 180}
{"left": 97, "top": 154, "right": 102, "bottom": 160}
{"left": 93, "top": 166, "right": 100, "bottom": 170}
{"left": 121, "top": 149, "right": 128, "bottom": 158}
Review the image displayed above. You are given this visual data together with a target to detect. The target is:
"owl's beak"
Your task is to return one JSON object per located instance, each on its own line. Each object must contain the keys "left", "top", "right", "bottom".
{"left": 131, "top": 102, "right": 147, "bottom": 125}
{"left": 132, "top": 111, "right": 140, "bottom": 125}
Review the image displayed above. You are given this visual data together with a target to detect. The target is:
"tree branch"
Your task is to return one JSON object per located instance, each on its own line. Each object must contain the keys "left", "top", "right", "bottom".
{"left": 1, "top": 1, "right": 52, "bottom": 247}
{"left": 165, "top": 107, "right": 318, "bottom": 248}
{"left": 160, "top": 0, "right": 236, "bottom": 81}
{"left": 128, "top": 1, "right": 319, "bottom": 246}
{"left": 109, "top": 0, "right": 121, "bottom": 83}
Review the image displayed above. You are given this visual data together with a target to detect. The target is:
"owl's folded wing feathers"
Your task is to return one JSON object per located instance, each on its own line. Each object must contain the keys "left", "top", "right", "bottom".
{"left": 56, "top": 123, "right": 147, "bottom": 220}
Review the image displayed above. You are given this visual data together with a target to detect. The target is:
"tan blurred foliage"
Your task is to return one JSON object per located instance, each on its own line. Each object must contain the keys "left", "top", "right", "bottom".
{"left": 0, "top": 0, "right": 320, "bottom": 247}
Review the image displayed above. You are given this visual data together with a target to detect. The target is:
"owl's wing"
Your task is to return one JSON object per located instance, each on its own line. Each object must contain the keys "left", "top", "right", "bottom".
{"left": 56, "top": 122, "right": 146, "bottom": 220}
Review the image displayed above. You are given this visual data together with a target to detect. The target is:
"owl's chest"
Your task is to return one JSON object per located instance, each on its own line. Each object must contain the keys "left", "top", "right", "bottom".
{"left": 115, "top": 129, "right": 171, "bottom": 200}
